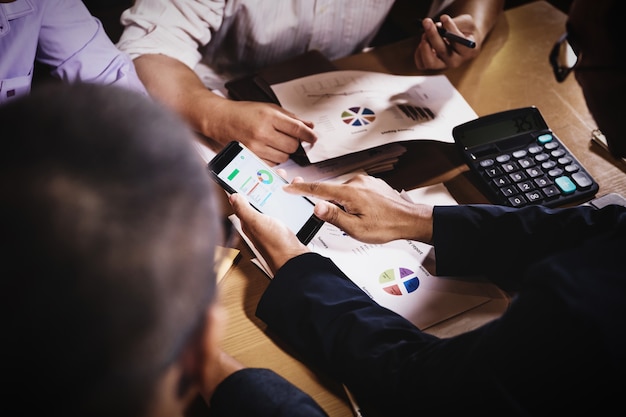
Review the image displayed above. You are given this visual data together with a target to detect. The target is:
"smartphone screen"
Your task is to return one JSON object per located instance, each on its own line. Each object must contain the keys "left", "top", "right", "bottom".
{"left": 209, "top": 141, "right": 324, "bottom": 244}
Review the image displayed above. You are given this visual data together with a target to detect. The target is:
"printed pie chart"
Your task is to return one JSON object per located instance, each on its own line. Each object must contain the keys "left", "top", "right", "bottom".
{"left": 341, "top": 106, "right": 376, "bottom": 126}
{"left": 379, "top": 266, "right": 420, "bottom": 296}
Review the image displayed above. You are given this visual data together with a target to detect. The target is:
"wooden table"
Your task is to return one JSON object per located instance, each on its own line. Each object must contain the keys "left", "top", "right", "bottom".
{"left": 216, "top": 2, "right": 626, "bottom": 416}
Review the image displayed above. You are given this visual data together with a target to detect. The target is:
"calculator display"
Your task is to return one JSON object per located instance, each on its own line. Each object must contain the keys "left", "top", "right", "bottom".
{"left": 460, "top": 111, "right": 547, "bottom": 148}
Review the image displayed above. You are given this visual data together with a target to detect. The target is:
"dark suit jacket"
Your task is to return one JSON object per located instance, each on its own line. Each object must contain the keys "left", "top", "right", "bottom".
{"left": 209, "top": 368, "right": 328, "bottom": 416}
{"left": 257, "top": 204, "right": 626, "bottom": 416}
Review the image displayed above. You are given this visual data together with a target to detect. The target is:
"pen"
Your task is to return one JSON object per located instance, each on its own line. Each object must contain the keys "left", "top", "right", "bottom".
{"left": 436, "top": 26, "right": 476, "bottom": 48}
{"left": 418, "top": 19, "right": 476, "bottom": 49}
{"left": 343, "top": 385, "right": 364, "bottom": 417}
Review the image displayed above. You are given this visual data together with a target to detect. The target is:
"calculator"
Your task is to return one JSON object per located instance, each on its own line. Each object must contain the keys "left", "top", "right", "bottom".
{"left": 452, "top": 106, "right": 598, "bottom": 208}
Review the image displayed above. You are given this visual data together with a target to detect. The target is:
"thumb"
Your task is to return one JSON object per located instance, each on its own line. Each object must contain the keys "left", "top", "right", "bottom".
{"left": 229, "top": 193, "right": 254, "bottom": 217}
{"left": 314, "top": 200, "right": 346, "bottom": 225}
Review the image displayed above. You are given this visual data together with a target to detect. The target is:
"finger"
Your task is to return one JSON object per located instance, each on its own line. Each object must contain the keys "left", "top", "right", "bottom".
{"left": 280, "top": 107, "right": 316, "bottom": 129}
{"left": 421, "top": 18, "right": 450, "bottom": 54}
{"left": 273, "top": 111, "right": 318, "bottom": 144}
{"left": 414, "top": 38, "right": 446, "bottom": 70}
{"left": 313, "top": 200, "right": 354, "bottom": 230}
{"left": 440, "top": 14, "right": 468, "bottom": 39}
{"left": 284, "top": 181, "right": 345, "bottom": 202}
{"left": 229, "top": 193, "right": 248, "bottom": 214}
{"left": 243, "top": 139, "right": 292, "bottom": 165}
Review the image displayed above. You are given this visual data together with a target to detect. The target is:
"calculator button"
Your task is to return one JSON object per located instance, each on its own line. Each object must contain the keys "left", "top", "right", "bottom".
{"left": 493, "top": 176, "right": 510, "bottom": 187}
{"left": 502, "top": 162, "right": 519, "bottom": 172}
{"left": 542, "top": 160, "right": 557, "bottom": 169}
{"left": 548, "top": 167, "right": 564, "bottom": 177}
{"left": 558, "top": 156, "right": 572, "bottom": 165}
{"left": 526, "top": 167, "right": 543, "bottom": 177}
{"left": 565, "top": 164, "right": 580, "bottom": 173}
{"left": 544, "top": 141, "right": 559, "bottom": 150}
{"left": 572, "top": 172, "right": 593, "bottom": 188}
{"left": 509, "top": 171, "right": 527, "bottom": 182}
{"left": 528, "top": 145, "right": 543, "bottom": 154}
{"left": 485, "top": 166, "right": 503, "bottom": 177}
{"left": 500, "top": 185, "right": 518, "bottom": 197}
{"left": 512, "top": 150, "right": 527, "bottom": 158}
{"left": 519, "top": 157, "right": 535, "bottom": 168}
{"left": 555, "top": 176, "right": 577, "bottom": 194}
{"left": 537, "top": 133, "right": 553, "bottom": 144}
{"left": 542, "top": 185, "right": 561, "bottom": 198}
{"left": 508, "top": 195, "right": 527, "bottom": 207}
{"left": 496, "top": 154, "right": 511, "bottom": 163}
{"left": 551, "top": 149, "right": 566, "bottom": 158}
{"left": 479, "top": 159, "right": 495, "bottom": 167}
{"left": 534, "top": 176, "right": 553, "bottom": 187}
{"left": 535, "top": 153, "right": 550, "bottom": 162}
{"left": 517, "top": 181, "right": 534, "bottom": 192}
{"left": 525, "top": 191, "right": 543, "bottom": 202}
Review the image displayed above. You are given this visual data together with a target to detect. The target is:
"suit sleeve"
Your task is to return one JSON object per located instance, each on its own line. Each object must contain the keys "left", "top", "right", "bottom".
{"left": 432, "top": 204, "right": 626, "bottom": 287}
{"left": 256, "top": 253, "right": 444, "bottom": 415}
{"left": 209, "top": 368, "right": 328, "bottom": 416}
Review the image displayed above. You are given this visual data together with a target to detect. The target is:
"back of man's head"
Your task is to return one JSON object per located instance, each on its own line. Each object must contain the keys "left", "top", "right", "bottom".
{"left": 0, "top": 83, "right": 222, "bottom": 416}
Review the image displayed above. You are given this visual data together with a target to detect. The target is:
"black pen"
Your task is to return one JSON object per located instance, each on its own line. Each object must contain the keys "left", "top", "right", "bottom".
{"left": 418, "top": 19, "right": 476, "bottom": 49}
{"left": 436, "top": 26, "right": 476, "bottom": 48}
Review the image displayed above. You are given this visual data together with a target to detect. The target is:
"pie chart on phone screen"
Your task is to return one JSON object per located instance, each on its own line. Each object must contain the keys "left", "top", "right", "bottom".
{"left": 257, "top": 169, "right": 273, "bottom": 184}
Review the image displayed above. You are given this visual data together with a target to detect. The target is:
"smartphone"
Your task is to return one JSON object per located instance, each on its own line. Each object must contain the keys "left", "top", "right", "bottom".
{"left": 208, "top": 141, "right": 324, "bottom": 244}
{"left": 452, "top": 106, "right": 598, "bottom": 208}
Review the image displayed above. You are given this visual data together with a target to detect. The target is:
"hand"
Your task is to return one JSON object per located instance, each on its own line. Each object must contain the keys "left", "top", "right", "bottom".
{"left": 285, "top": 175, "right": 434, "bottom": 244}
{"left": 197, "top": 304, "right": 244, "bottom": 402}
{"left": 210, "top": 99, "right": 317, "bottom": 165}
{"left": 414, "top": 14, "right": 482, "bottom": 70}
{"left": 229, "top": 193, "right": 309, "bottom": 273}
{"left": 132, "top": 54, "right": 317, "bottom": 165}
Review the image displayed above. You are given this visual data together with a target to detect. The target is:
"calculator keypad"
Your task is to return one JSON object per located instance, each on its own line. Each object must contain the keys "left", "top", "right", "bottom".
{"left": 475, "top": 133, "right": 597, "bottom": 207}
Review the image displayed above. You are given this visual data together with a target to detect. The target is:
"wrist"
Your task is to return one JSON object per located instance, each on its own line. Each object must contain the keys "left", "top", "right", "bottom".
{"left": 405, "top": 204, "right": 434, "bottom": 244}
{"left": 189, "top": 91, "right": 230, "bottom": 143}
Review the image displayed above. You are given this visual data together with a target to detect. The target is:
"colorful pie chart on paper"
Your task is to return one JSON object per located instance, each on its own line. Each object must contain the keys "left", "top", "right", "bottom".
{"left": 257, "top": 169, "right": 273, "bottom": 184}
{"left": 379, "top": 266, "right": 420, "bottom": 296}
{"left": 341, "top": 106, "right": 376, "bottom": 127}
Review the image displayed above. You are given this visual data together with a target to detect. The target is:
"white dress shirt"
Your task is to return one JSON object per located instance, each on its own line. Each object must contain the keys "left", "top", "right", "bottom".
{"left": 118, "top": 0, "right": 455, "bottom": 90}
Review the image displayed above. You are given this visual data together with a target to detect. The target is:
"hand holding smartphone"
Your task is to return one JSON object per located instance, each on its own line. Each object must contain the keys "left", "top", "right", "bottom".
{"left": 208, "top": 141, "right": 324, "bottom": 244}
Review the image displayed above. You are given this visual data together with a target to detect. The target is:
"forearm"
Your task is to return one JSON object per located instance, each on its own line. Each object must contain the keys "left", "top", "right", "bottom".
{"left": 133, "top": 54, "right": 228, "bottom": 142}
{"left": 443, "top": 0, "right": 504, "bottom": 42}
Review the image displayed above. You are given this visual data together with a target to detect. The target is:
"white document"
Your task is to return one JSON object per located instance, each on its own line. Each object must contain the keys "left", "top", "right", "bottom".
{"left": 271, "top": 70, "right": 478, "bottom": 163}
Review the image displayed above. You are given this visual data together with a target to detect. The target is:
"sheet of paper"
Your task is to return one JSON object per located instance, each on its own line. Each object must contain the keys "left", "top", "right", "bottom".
{"left": 307, "top": 223, "right": 492, "bottom": 330}
{"left": 271, "top": 70, "right": 478, "bottom": 162}
{"left": 229, "top": 180, "right": 501, "bottom": 330}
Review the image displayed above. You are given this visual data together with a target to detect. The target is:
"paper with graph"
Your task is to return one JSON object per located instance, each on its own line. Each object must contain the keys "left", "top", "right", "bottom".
{"left": 229, "top": 182, "right": 506, "bottom": 331}
{"left": 271, "top": 70, "right": 478, "bottom": 163}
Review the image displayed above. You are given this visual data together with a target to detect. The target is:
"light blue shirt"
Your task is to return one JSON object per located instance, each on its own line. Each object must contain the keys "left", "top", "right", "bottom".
{"left": 0, "top": 0, "right": 146, "bottom": 104}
